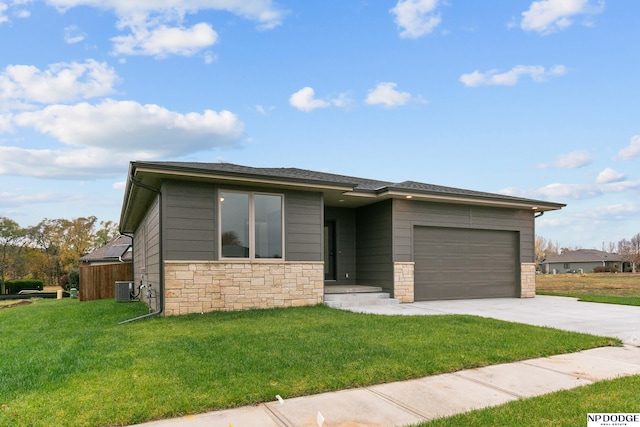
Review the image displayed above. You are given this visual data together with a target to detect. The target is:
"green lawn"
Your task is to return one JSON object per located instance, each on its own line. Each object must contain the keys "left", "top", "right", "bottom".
{"left": 0, "top": 299, "right": 618, "bottom": 427}
{"left": 416, "top": 375, "right": 640, "bottom": 427}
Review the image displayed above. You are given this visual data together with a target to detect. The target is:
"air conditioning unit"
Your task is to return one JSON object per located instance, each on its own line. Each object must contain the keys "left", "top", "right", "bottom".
{"left": 115, "top": 281, "right": 135, "bottom": 302}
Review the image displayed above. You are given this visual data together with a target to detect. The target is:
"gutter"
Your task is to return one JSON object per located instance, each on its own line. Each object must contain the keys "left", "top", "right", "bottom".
{"left": 119, "top": 169, "right": 165, "bottom": 324}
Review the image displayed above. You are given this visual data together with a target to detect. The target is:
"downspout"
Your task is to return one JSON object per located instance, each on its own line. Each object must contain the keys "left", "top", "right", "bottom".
{"left": 119, "top": 172, "right": 164, "bottom": 324}
{"left": 119, "top": 232, "right": 134, "bottom": 272}
{"left": 534, "top": 211, "right": 544, "bottom": 218}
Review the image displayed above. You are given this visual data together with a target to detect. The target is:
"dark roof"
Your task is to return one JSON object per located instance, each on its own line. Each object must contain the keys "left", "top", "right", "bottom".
{"left": 145, "top": 161, "right": 392, "bottom": 190}
{"left": 137, "top": 161, "right": 564, "bottom": 205}
{"left": 121, "top": 161, "right": 566, "bottom": 233}
{"left": 544, "top": 249, "right": 623, "bottom": 263}
{"left": 80, "top": 235, "right": 132, "bottom": 262}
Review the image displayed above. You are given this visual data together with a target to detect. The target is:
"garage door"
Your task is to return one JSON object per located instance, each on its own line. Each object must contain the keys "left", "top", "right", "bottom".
{"left": 414, "top": 226, "right": 518, "bottom": 301}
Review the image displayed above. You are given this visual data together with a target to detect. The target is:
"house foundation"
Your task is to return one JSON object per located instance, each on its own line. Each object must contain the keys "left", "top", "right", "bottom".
{"left": 164, "top": 261, "right": 324, "bottom": 316}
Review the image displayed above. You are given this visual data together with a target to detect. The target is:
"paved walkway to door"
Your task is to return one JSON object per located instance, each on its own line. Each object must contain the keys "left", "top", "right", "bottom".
{"left": 344, "top": 295, "right": 640, "bottom": 345}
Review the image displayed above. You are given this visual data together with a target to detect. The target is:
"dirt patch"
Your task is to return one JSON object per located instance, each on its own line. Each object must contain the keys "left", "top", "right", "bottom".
{"left": 0, "top": 300, "right": 33, "bottom": 310}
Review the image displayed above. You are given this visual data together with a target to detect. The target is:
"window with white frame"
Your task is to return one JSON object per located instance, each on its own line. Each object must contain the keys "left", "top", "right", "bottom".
{"left": 219, "top": 191, "right": 283, "bottom": 259}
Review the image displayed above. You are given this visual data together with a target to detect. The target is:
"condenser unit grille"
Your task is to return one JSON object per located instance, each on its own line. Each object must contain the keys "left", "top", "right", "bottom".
{"left": 115, "top": 281, "right": 134, "bottom": 302}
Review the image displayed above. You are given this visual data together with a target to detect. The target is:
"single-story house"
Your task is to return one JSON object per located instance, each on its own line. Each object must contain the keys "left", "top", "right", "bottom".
{"left": 540, "top": 249, "right": 623, "bottom": 274}
{"left": 79, "top": 235, "right": 133, "bottom": 301}
{"left": 118, "top": 161, "right": 565, "bottom": 316}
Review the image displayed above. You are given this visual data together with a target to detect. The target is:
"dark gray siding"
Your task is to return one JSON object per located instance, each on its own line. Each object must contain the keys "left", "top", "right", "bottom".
{"left": 356, "top": 201, "right": 393, "bottom": 294}
{"left": 285, "top": 191, "right": 323, "bottom": 261}
{"left": 163, "top": 180, "right": 215, "bottom": 261}
{"left": 133, "top": 194, "right": 161, "bottom": 308}
{"left": 159, "top": 181, "right": 322, "bottom": 262}
{"left": 325, "top": 207, "right": 356, "bottom": 284}
{"left": 392, "top": 199, "right": 535, "bottom": 263}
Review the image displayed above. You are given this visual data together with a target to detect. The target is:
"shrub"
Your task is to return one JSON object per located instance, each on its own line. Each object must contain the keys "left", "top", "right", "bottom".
{"left": 68, "top": 268, "right": 79, "bottom": 289}
{"left": 593, "top": 266, "right": 618, "bottom": 273}
{"left": 5, "top": 279, "right": 44, "bottom": 294}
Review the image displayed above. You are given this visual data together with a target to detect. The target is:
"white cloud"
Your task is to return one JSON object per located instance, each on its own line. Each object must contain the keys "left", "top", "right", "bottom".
{"left": 113, "top": 181, "right": 127, "bottom": 190}
{"left": 365, "top": 82, "right": 414, "bottom": 107}
{"left": 0, "top": 114, "right": 13, "bottom": 132}
{"left": 520, "top": 0, "right": 604, "bottom": 34}
{"left": 0, "top": 60, "right": 119, "bottom": 109}
{"left": 42, "top": 0, "right": 285, "bottom": 56}
{"left": 617, "top": 135, "right": 640, "bottom": 160}
{"left": 501, "top": 179, "right": 640, "bottom": 201}
{"left": 12, "top": 99, "right": 244, "bottom": 153}
{"left": 460, "top": 64, "right": 566, "bottom": 87}
{"left": 0, "top": 189, "right": 66, "bottom": 208}
{"left": 0, "top": 3, "right": 8, "bottom": 24}
{"left": 390, "top": 0, "right": 441, "bottom": 39}
{"left": 596, "top": 168, "right": 625, "bottom": 184}
{"left": 574, "top": 203, "right": 640, "bottom": 220}
{"left": 203, "top": 51, "right": 217, "bottom": 64}
{"left": 111, "top": 20, "right": 218, "bottom": 57}
{"left": 256, "top": 104, "right": 275, "bottom": 115}
{"left": 64, "top": 25, "right": 86, "bottom": 44}
{"left": 0, "top": 0, "right": 31, "bottom": 24}
{"left": 289, "top": 87, "right": 332, "bottom": 112}
{"left": 538, "top": 150, "right": 592, "bottom": 169}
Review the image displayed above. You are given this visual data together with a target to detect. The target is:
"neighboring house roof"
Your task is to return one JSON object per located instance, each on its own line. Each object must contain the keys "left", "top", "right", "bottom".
{"left": 543, "top": 249, "right": 623, "bottom": 264}
{"left": 80, "top": 235, "right": 132, "bottom": 263}
{"left": 120, "top": 161, "right": 566, "bottom": 233}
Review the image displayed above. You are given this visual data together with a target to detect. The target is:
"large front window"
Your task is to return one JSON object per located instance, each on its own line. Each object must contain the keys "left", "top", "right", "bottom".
{"left": 220, "top": 191, "right": 283, "bottom": 259}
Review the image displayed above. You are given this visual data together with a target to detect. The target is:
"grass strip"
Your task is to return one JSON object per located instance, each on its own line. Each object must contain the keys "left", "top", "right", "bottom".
{"left": 416, "top": 375, "right": 640, "bottom": 427}
{"left": 538, "top": 291, "right": 640, "bottom": 306}
{"left": 0, "top": 299, "right": 619, "bottom": 427}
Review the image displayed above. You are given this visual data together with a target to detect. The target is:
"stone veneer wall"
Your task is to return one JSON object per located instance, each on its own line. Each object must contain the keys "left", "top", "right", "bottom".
{"left": 164, "top": 261, "right": 324, "bottom": 316}
{"left": 520, "top": 262, "right": 536, "bottom": 298}
{"left": 393, "top": 262, "right": 415, "bottom": 303}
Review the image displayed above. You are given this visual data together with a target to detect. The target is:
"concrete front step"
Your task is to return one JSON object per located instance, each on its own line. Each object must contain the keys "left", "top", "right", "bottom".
{"left": 324, "top": 292, "right": 400, "bottom": 308}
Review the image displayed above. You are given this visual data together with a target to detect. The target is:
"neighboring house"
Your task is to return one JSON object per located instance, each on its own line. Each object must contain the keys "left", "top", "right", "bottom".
{"left": 541, "top": 249, "right": 623, "bottom": 274}
{"left": 79, "top": 235, "right": 133, "bottom": 301}
{"left": 119, "top": 161, "right": 565, "bottom": 316}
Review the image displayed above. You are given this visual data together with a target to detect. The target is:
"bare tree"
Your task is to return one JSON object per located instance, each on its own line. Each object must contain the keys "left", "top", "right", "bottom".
{"left": 631, "top": 233, "right": 640, "bottom": 273}
{"left": 602, "top": 241, "right": 617, "bottom": 253}
{"left": 618, "top": 235, "right": 640, "bottom": 273}
{"left": 535, "top": 236, "right": 559, "bottom": 267}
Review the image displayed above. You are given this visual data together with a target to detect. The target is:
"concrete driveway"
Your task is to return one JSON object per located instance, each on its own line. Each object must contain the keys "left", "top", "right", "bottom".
{"left": 345, "top": 295, "right": 640, "bottom": 345}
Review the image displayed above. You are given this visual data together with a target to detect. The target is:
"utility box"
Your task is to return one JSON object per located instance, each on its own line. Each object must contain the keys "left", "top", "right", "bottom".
{"left": 115, "top": 281, "right": 134, "bottom": 302}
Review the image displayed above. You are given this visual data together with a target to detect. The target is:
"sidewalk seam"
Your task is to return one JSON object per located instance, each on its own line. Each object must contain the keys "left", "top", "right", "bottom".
{"left": 365, "top": 387, "right": 431, "bottom": 421}
{"left": 262, "top": 403, "right": 294, "bottom": 427}
{"left": 519, "top": 360, "right": 599, "bottom": 382}
{"left": 451, "top": 371, "right": 526, "bottom": 399}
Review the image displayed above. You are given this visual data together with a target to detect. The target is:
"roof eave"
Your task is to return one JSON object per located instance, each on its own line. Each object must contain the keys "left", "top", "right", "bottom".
{"left": 373, "top": 188, "right": 565, "bottom": 211}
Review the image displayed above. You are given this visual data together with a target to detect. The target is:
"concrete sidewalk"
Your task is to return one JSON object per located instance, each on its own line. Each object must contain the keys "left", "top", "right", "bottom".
{"left": 132, "top": 345, "right": 640, "bottom": 427}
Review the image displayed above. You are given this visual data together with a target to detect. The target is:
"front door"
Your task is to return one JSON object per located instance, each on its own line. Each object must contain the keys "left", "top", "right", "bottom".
{"left": 324, "top": 220, "right": 336, "bottom": 280}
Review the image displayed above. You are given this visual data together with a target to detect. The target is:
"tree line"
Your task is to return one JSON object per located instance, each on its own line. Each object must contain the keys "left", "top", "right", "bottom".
{"left": 535, "top": 233, "right": 640, "bottom": 273}
{"left": 0, "top": 216, "right": 119, "bottom": 294}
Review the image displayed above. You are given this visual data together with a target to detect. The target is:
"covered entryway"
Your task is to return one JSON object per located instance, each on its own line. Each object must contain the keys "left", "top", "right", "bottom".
{"left": 414, "top": 226, "right": 519, "bottom": 301}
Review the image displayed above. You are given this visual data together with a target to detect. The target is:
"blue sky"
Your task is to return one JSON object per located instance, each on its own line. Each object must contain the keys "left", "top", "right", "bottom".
{"left": 0, "top": 0, "right": 638, "bottom": 250}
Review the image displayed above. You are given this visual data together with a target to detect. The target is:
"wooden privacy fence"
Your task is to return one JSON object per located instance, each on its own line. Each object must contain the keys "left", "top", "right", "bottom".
{"left": 79, "top": 263, "right": 133, "bottom": 301}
